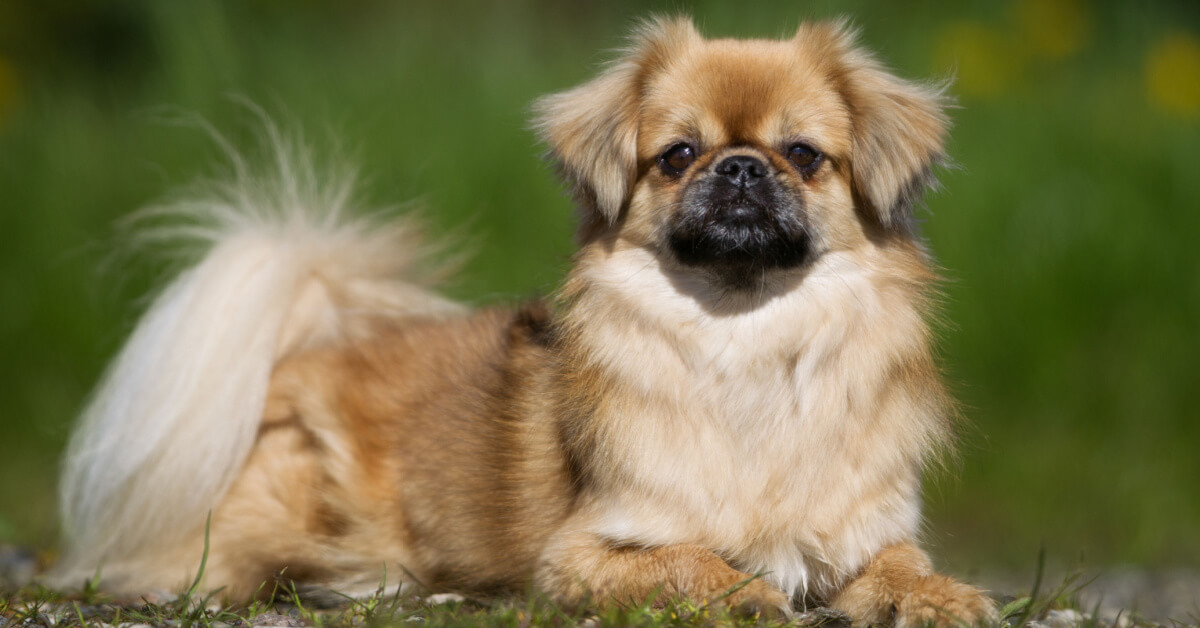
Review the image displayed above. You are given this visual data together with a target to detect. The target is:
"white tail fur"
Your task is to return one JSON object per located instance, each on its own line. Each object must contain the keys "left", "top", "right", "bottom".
{"left": 53, "top": 132, "right": 462, "bottom": 586}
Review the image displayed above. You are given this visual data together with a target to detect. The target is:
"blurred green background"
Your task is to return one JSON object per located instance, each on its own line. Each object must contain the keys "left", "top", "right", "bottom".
{"left": 1, "top": 0, "right": 1197, "bottom": 576}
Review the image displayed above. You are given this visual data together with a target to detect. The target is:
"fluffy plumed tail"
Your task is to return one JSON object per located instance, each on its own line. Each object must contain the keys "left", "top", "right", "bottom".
{"left": 52, "top": 131, "right": 461, "bottom": 587}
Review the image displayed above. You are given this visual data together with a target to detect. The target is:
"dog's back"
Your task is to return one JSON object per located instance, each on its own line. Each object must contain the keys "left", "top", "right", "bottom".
{"left": 170, "top": 305, "right": 565, "bottom": 600}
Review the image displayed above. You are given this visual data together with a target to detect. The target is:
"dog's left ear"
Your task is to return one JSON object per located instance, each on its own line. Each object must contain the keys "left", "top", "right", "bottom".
{"left": 533, "top": 16, "right": 700, "bottom": 236}
{"left": 803, "top": 21, "right": 951, "bottom": 230}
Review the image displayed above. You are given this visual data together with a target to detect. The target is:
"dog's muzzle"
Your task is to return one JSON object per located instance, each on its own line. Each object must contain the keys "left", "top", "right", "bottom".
{"left": 668, "top": 155, "right": 810, "bottom": 270}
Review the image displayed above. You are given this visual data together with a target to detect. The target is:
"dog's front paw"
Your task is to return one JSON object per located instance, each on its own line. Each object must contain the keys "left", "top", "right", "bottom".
{"left": 721, "top": 578, "right": 793, "bottom": 620}
{"left": 895, "top": 574, "right": 996, "bottom": 627}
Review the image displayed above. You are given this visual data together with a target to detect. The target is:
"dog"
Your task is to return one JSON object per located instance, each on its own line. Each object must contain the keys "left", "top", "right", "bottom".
{"left": 51, "top": 17, "right": 996, "bottom": 626}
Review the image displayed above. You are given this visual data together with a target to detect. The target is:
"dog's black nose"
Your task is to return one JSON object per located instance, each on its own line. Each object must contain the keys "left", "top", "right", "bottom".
{"left": 715, "top": 155, "right": 767, "bottom": 188}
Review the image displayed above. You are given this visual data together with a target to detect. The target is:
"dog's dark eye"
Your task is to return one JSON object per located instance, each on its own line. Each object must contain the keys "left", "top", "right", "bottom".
{"left": 786, "top": 143, "right": 823, "bottom": 175}
{"left": 658, "top": 143, "right": 696, "bottom": 176}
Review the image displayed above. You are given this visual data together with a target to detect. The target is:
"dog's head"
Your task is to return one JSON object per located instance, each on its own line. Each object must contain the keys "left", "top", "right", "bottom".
{"left": 534, "top": 17, "right": 949, "bottom": 288}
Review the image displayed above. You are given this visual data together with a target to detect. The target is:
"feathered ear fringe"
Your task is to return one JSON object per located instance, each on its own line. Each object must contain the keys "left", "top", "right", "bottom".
{"left": 530, "top": 15, "right": 700, "bottom": 239}
{"left": 51, "top": 114, "right": 463, "bottom": 590}
{"left": 797, "top": 20, "right": 953, "bottom": 232}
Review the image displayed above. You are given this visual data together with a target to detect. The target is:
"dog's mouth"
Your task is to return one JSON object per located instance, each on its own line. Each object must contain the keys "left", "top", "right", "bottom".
{"left": 667, "top": 183, "right": 811, "bottom": 274}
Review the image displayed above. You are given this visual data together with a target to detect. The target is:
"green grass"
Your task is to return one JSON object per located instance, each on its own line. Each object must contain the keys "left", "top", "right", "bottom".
{"left": 0, "top": 518, "right": 1194, "bottom": 627}
{"left": 1, "top": 0, "right": 1199, "bottom": 576}
{"left": 0, "top": 522, "right": 829, "bottom": 627}
{"left": 4, "top": 572, "right": 1192, "bottom": 627}
{"left": 0, "top": 586, "right": 801, "bottom": 628}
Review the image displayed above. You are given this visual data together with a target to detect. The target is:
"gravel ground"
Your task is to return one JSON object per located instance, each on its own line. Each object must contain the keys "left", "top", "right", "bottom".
{"left": 980, "top": 568, "right": 1199, "bottom": 624}
{"left": 1082, "top": 568, "right": 1199, "bottom": 622}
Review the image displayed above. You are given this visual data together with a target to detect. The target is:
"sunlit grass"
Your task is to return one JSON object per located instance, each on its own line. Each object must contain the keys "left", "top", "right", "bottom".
{"left": 4, "top": 567, "right": 1192, "bottom": 628}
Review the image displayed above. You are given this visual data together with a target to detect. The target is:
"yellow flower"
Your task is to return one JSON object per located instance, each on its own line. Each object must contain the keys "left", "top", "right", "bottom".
{"left": 1146, "top": 32, "right": 1200, "bottom": 117}
{"left": 1014, "top": 0, "right": 1091, "bottom": 59}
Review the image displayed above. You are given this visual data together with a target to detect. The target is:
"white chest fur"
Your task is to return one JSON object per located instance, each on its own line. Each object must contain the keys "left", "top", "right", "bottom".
{"left": 573, "top": 247, "right": 935, "bottom": 600}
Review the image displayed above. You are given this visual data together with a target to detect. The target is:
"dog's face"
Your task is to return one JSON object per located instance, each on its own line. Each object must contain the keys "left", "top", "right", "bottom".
{"left": 535, "top": 18, "right": 948, "bottom": 288}
{"left": 641, "top": 40, "right": 850, "bottom": 277}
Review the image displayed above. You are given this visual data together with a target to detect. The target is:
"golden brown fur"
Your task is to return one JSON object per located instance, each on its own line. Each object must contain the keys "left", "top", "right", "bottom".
{"left": 54, "top": 17, "right": 996, "bottom": 627}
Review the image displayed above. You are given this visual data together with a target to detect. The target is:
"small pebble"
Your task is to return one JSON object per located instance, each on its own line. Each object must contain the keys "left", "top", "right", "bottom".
{"left": 422, "top": 593, "right": 465, "bottom": 605}
{"left": 1028, "top": 608, "right": 1089, "bottom": 628}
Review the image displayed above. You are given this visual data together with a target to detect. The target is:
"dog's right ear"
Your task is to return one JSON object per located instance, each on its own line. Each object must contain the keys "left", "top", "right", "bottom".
{"left": 533, "top": 16, "right": 699, "bottom": 236}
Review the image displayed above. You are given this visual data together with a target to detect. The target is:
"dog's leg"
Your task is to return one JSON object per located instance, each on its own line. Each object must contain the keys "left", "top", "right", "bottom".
{"left": 536, "top": 529, "right": 791, "bottom": 617}
{"left": 829, "top": 542, "right": 996, "bottom": 627}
